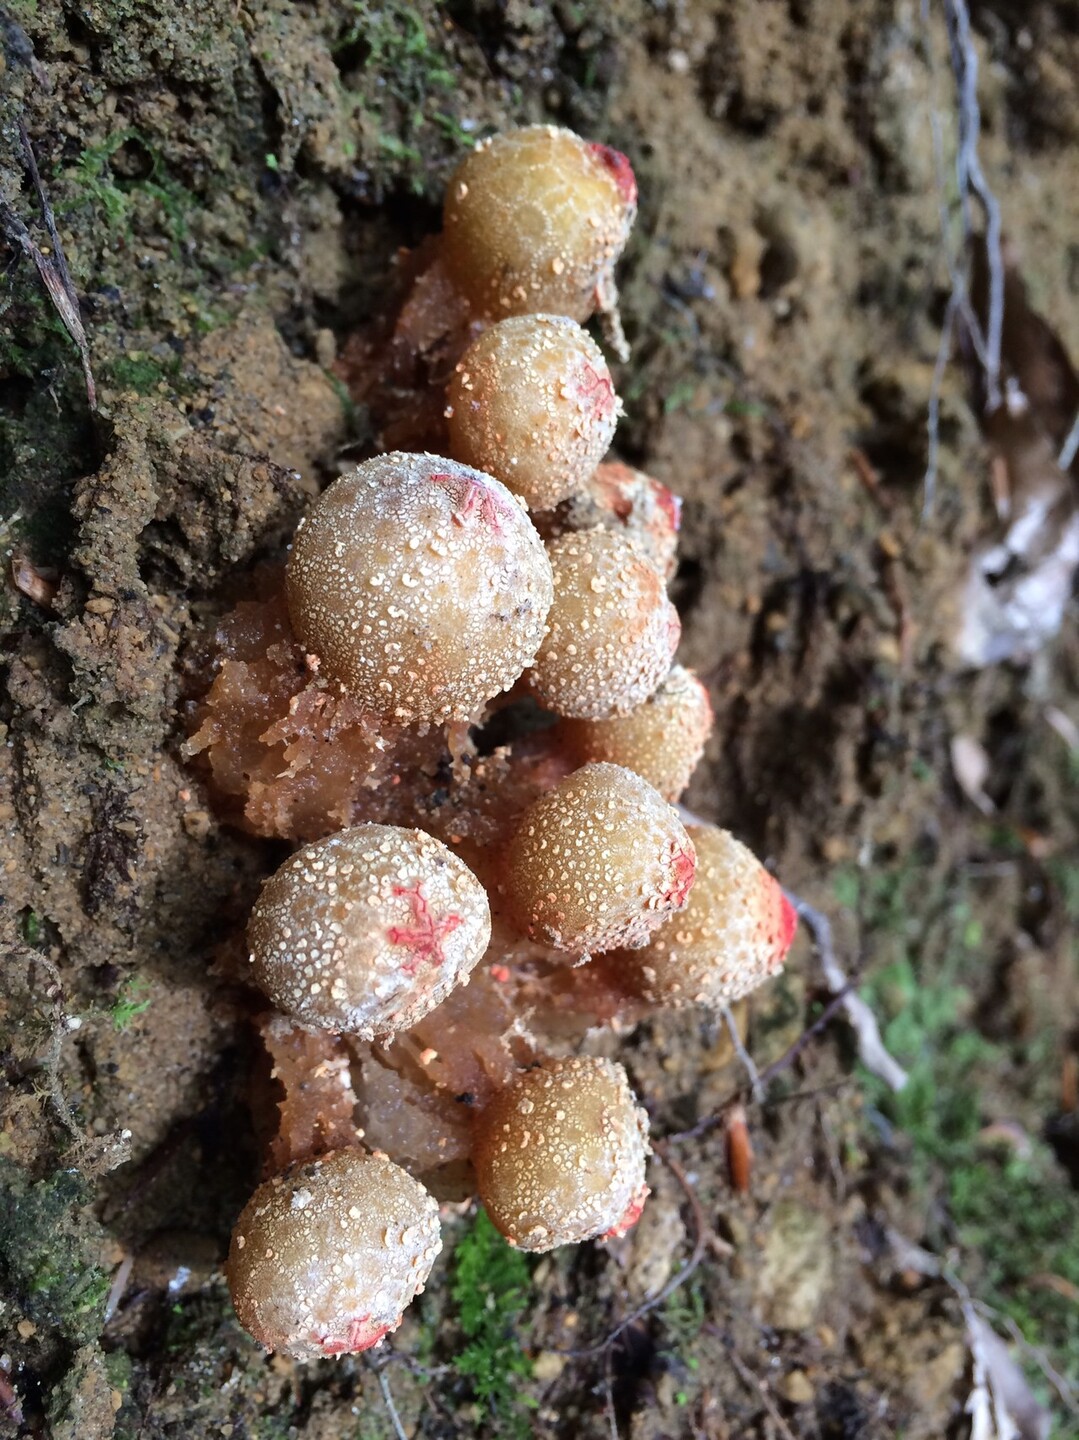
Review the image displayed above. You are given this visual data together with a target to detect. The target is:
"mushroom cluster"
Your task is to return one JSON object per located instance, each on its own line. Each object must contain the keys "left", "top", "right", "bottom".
{"left": 183, "top": 126, "right": 798, "bottom": 1360}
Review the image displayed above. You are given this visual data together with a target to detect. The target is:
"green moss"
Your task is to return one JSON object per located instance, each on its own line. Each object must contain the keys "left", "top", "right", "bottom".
{"left": 3, "top": 0, "right": 39, "bottom": 23}
{"left": 65, "top": 130, "right": 199, "bottom": 259}
{"left": 110, "top": 975, "right": 152, "bottom": 1031}
{"left": 659, "top": 1273, "right": 706, "bottom": 1403}
{"left": 103, "top": 354, "right": 173, "bottom": 395}
{"left": 333, "top": 0, "right": 473, "bottom": 198}
{"left": 451, "top": 1209, "right": 537, "bottom": 1435}
{"left": 850, "top": 859, "right": 1079, "bottom": 1405}
{"left": 19, "top": 907, "right": 43, "bottom": 947}
{"left": 0, "top": 1158, "right": 109, "bottom": 1345}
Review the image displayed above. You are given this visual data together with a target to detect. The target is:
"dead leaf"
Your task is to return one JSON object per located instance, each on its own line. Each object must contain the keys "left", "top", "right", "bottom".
{"left": 951, "top": 733, "right": 995, "bottom": 813}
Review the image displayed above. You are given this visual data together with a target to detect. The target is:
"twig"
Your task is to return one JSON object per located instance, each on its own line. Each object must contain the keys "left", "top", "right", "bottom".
{"left": 920, "top": 0, "right": 1007, "bottom": 513}
{"left": 783, "top": 889, "right": 909, "bottom": 1092}
{"left": 757, "top": 987, "right": 854, "bottom": 1090}
{"left": 726, "top": 1345, "right": 799, "bottom": 1440}
{"left": 562, "top": 1138, "right": 709, "bottom": 1358}
{"left": 721, "top": 1004, "right": 763, "bottom": 1103}
{"left": 882, "top": 1233, "right": 1065, "bottom": 1427}
{"left": 1058, "top": 410, "right": 1079, "bottom": 472}
{"left": 972, "top": 1300, "right": 1079, "bottom": 1416}
{"left": 945, "top": 0, "right": 1004, "bottom": 412}
{"left": 601, "top": 1353, "right": 621, "bottom": 1440}
{"left": 367, "top": 1355, "right": 410, "bottom": 1440}
{"left": 0, "top": 122, "right": 97, "bottom": 409}
{"left": 664, "top": 988, "right": 854, "bottom": 1146}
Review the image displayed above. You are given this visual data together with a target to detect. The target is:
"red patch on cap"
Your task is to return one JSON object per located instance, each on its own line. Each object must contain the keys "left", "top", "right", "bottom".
{"left": 430, "top": 470, "right": 507, "bottom": 534}
{"left": 576, "top": 360, "right": 616, "bottom": 417}
{"left": 777, "top": 890, "right": 798, "bottom": 957}
{"left": 587, "top": 143, "right": 638, "bottom": 208}
{"left": 600, "top": 1182, "right": 649, "bottom": 1240}
{"left": 662, "top": 840, "right": 696, "bottom": 908}
{"left": 312, "top": 1316, "right": 391, "bottom": 1355}
{"left": 388, "top": 882, "right": 463, "bottom": 975}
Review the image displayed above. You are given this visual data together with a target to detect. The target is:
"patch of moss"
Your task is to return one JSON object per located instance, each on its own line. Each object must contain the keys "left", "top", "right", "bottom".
{"left": 103, "top": 352, "right": 187, "bottom": 397}
{"left": 110, "top": 975, "right": 152, "bottom": 1031}
{"left": 333, "top": 0, "right": 473, "bottom": 198}
{"left": 65, "top": 130, "right": 200, "bottom": 261}
{"left": 850, "top": 860, "right": 1079, "bottom": 1405}
{"left": 450, "top": 1208, "right": 537, "bottom": 1435}
{"left": 0, "top": 1157, "right": 109, "bottom": 1346}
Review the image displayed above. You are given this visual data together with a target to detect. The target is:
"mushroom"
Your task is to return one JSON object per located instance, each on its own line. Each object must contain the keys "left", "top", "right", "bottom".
{"left": 286, "top": 452, "right": 553, "bottom": 725}
{"left": 559, "top": 664, "right": 713, "bottom": 803}
{"left": 472, "top": 1056, "right": 650, "bottom": 1251}
{"left": 248, "top": 823, "right": 492, "bottom": 1039}
{"left": 446, "top": 314, "right": 620, "bottom": 513}
{"left": 551, "top": 459, "right": 683, "bottom": 581}
{"left": 227, "top": 1147, "right": 441, "bottom": 1359}
{"left": 527, "top": 528, "right": 680, "bottom": 720}
{"left": 616, "top": 823, "right": 798, "bottom": 1008}
{"left": 501, "top": 762, "right": 696, "bottom": 958}
{"left": 184, "top": 124, "right": 803, "bottom": 1370}
{"left": 441, "top": 125, "right": 637, "bottom": 324}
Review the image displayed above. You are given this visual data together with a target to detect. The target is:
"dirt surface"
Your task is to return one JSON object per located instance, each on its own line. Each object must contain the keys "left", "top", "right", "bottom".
{"left": 2, "top": 2, "right": 1079, "bottom": 1437}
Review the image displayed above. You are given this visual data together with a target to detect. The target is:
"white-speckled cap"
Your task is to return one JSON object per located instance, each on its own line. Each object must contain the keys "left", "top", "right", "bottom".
{"left": 503, "top": 763, "right": 696, "bottom": 958}
{"left": 560, "top": 665, "right": 713, "bottom": 802}
{"left": 474, "top": 1057, "right": 650, "bottom": 1252}
{"left": 621, "top": 824, "right": 798, "bottom": 1008}
{"left": 227, "top": 1147, "right": 442, "bottom": 1359}
{"left": 527, "top": 528, "right": 680, "bottom": 720}
{"left": 442, "top": 125, "right": 637, "bottom": 323}
{"left": 248, "top": 824, "right": 492, "bottom": 1039}
{"left": 446, "top": 314, "right": 620, "bottom": 512}
{"left": 286, "top": 452, "right": 553, "bottom": 725}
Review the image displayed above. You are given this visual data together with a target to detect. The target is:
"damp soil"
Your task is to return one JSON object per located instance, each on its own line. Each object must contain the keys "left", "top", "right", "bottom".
{"left": 2, "top": 2, "right": 1079, "bottom": 1438}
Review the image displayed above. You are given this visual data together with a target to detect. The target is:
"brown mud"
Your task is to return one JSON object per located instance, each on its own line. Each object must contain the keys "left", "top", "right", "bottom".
{"left": 2, "top": 2, "right": 1078, "bottom": 1437}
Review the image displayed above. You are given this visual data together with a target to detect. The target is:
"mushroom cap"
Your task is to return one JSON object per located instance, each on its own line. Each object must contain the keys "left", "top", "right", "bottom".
{"left": 559, "top": 460, "right": 682, "bottom": 581}
{"left": 527, "top": 528, "right": 680, "bottom": 719}
{"left": 446, "top": 314, "right": 620, "bottom": 513}
{"left": 473, "top": 1057, "right": 650, "bottom": 1252}
{"left": 619, "top": 823, "right": 797, "bottom": 1009}
{"left": 227, "top": 1147, "right": 441, "bottom": 1360}
{"left": 248, "top": 824, "right": 492, "bottom": 1039}
{"left": 559, "top": 665, "right": 713, "bottom": 802}
{"left": 502, "top": 762, "right": 696, "bottom": 958}
{"left": 286, "top": 452, "right": 553, "bottom": 725}
{"left": 442, "top": 125, "right": 636, "bottom": 322}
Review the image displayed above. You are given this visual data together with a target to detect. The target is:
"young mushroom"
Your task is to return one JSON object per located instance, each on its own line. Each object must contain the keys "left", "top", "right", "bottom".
{"left": 441, "top": 124, "right": 637, "bottom": 324}
{"left": 502, "top": 762, "right": 696, "bottom": 959}
{"left": 446, "top": 314, "right": 620, "bottom": 513}
{"left": 527, "top": 529, "right": 680, "bottom": 720}
{"left": 559, "top": 664, "right": 713, "bottom": 803}
{"left": 555, "top": 460, "right": 683, "bottom": 581}
{"left": 617, "top": 823, "right": 798, "bottom": 1008}
{"left": 227, "top": 1147, "right": 441, "bottom": 1359}
{"left": 472, "top": 1056, "right": 650, "bottom": 1251}
{"left": 248, "top": 824, "right": 492, "bottom": 1039}
{"left": 286, "top": 452, "right": 553, "bottom": 725}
